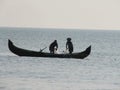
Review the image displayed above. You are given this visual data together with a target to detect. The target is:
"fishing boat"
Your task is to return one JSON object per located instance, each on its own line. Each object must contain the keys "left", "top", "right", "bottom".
{"left": 8, "top": 39, "right": 91, "bottom": 59}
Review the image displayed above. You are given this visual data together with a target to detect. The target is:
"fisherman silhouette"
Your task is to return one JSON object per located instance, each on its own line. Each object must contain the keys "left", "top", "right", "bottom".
{"left": 66, "top": 38, "right": 73, "bottom": 54}
{"left": 49, "top": 40, "right": 58, "bottom": 54}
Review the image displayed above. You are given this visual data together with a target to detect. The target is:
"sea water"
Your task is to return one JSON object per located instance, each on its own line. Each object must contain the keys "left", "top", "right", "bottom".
{"left": 0, "top": 27, "right": 120, "bottom": 90}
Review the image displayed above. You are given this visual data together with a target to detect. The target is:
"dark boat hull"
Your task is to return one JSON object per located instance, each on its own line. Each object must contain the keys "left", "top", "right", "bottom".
{"left": 8, "top": 40, "right": 91, "bottom": 59}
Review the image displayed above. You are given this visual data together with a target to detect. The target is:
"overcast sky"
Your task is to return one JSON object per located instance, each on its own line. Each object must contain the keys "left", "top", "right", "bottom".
{"left": 0, "top": 0, "right": 120, "bottom": 30}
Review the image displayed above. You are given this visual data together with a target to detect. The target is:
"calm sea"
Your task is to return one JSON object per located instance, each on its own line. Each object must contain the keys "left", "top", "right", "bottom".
{"left": 0, "top": 27, "right": 120, "bottom": 90}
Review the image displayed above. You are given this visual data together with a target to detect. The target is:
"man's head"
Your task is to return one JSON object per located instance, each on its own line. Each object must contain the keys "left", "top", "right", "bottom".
{"left": 67, "top": 38, "right": 71, "bottom": 41}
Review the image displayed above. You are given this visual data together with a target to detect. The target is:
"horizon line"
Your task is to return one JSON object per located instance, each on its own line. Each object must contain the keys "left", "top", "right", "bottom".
{"left": 0, "top": 26, "right": 120, "bottom": 31}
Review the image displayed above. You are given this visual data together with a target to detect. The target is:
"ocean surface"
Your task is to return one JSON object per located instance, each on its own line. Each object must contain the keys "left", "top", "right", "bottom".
{"left": 0, "top": 27, "right": 120, "bottom": 90}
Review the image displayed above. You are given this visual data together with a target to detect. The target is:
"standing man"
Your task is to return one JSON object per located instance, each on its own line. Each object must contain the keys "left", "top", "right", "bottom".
{"left": 66, "top": 38, "right": 73, "bottom": 54}
{"left": 49, "top": 40, "right": 58, "bottom": 54}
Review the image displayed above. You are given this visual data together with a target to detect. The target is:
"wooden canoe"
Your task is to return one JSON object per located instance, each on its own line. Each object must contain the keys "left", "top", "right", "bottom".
{"left": 8, "top": 39, "right": 91, "bottom": 59}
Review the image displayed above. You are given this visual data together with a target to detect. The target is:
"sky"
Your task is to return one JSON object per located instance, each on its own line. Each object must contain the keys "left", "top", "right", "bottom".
{"left": 0, "top": 0, "right": 120, "bottom": 30}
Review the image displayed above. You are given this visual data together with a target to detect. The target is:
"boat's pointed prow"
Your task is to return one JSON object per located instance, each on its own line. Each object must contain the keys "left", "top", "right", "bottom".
{"left": 8, "top": 39, "right": 12, "bottom": 44}
{"left": 85, "top": 45, "right": 91, "bottom": 55}
{"left": 8, "top": 39, "right": 10, "bottom": 42}
{"left": 8, "top": 39, "right": 15, "bottom": 52}
{"left": 8, "top": 39, "right": 13, "bottom": 46}
{"left": 88, "top": 45, "right": 91, "bottom": 50}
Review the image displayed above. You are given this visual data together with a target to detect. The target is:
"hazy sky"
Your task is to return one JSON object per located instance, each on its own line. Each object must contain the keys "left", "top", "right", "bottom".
{"left": 0, "top": 0, "right": 120, "bottom": 30}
